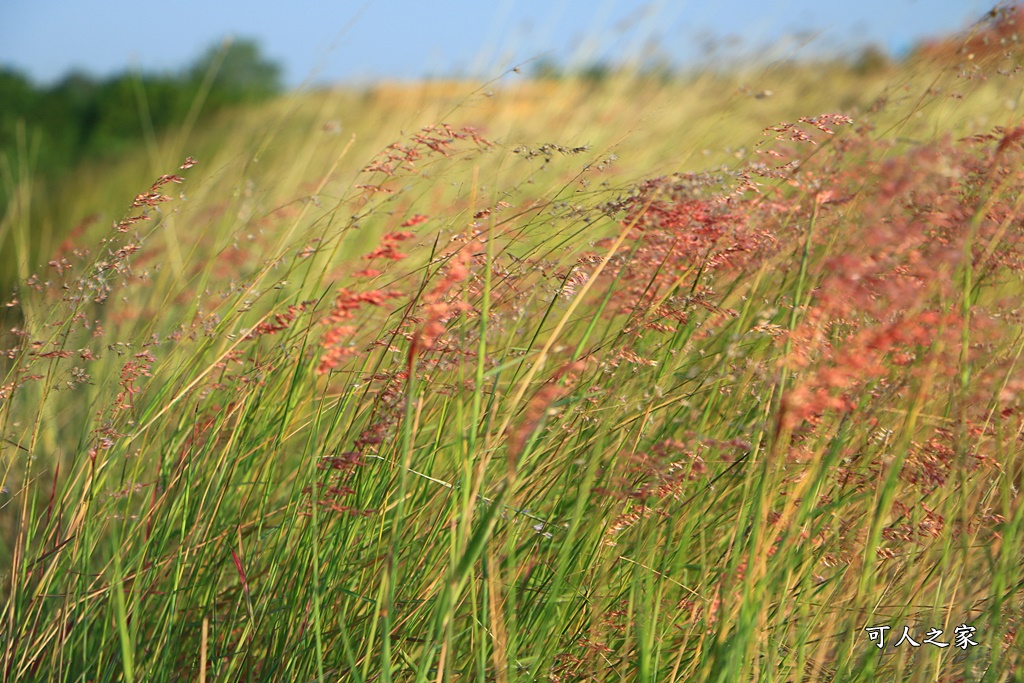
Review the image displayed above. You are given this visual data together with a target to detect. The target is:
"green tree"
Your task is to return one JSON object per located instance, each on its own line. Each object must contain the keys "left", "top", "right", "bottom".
{"left": 188, "top": 38, "right": 283, "bottom": 106}
{"left": 0, "top": 68, "right": 42, "bottom": 177}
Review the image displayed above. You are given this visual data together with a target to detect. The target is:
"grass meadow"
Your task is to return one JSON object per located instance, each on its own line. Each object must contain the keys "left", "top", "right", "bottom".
{"left": 4, "top": 12, "right": 1024, "bottom": 682}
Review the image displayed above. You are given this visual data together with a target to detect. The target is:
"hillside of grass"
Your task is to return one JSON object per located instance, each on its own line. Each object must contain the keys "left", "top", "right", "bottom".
{"left": 3, "top": 12, "right": 1024, "bottom": 682}
{"left": 5, "top": 45, "right": 1016, "bottom": 296}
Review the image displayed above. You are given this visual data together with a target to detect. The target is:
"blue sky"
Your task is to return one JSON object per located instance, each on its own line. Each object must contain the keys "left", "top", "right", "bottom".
{"left": 0, "top": 0, "right": 997, "bottom": 87}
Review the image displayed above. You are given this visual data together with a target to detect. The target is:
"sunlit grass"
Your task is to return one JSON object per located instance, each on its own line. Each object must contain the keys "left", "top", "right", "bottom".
{"left": 3, "top": 15, "right": 1024, "bottom": 682}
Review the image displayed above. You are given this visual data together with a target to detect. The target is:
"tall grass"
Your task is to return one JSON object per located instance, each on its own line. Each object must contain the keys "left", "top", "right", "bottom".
{"left": 3, "top": 13, "right": 1024, "bottom": 682}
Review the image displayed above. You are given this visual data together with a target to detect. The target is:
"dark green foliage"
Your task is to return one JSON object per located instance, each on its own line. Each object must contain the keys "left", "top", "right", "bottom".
{"left": 0, "top": 68, "right": 39, "bottom": 148}
{"left": 187, "top": 39, "right": 283, "bottom": 106}
{"left": 0, "top": 39, "right": 281, "bottom": 308}
{"left": 0, "top": 38, "right": 281, "bottom": 203}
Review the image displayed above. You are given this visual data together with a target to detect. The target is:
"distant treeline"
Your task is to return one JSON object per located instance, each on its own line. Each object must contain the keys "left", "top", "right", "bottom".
{"left": 0, "top": 38, "right": 281, "bottom": 197}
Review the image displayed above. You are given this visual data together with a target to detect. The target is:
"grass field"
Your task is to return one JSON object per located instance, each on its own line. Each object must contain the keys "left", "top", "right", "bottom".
{"left": 3, "top": 11, "right": 1024, "bottom": 682}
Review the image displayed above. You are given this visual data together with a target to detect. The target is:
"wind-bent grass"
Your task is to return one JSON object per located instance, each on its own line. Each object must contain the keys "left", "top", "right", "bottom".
{"left": 3, "top": 15, "right": 1024, "bottom": 682}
